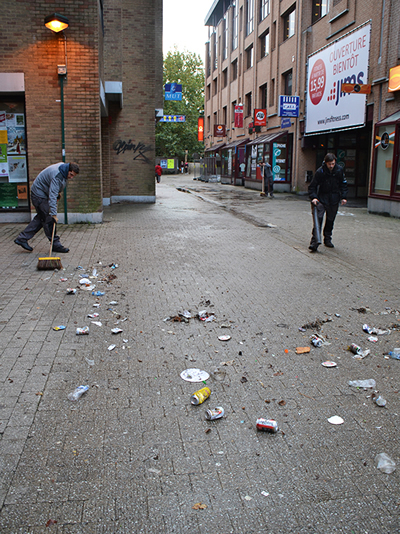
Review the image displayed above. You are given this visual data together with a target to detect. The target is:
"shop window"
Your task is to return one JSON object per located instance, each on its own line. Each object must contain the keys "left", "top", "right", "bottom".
{"left": 283, "top": 70, "right": 293, "bottom": 96}
{"left": 282, "top": 6, "right": 296, "bottom": 41}
{"left": 260, "top": 0, "right": 270, "bottom": 21}
{"left": 232, "top": 1, "right": 238, "bottom": 50}
{"left": 246, "top": 45, "right": 254, "bottom": 69}
{"left": 373, "top": 125, "right": 395, "bottom": 195}
{"left": 260, "top": 30, "right": 270, "bottom": 58}
{"left": 231, "top": 59, "right": 238, "bottom": 81}
{"left": 246, "top": 0, "right": 254, "bottom": 36}
{"left": 245, "top": 92, "right": 252, "bottom": 117}
{"left": 260, "top": 83, "right": 267, "bottom": 110}
{"left": 312, "top": 0, "right": 328, "bottom": 24}
{"left": 0, "top": 97, "right": 29, "bottom": 211}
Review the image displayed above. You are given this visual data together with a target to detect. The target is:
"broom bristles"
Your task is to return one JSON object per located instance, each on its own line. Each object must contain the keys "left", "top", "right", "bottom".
{"left": 37, "top": 257, "right": 63, "bottom": 270}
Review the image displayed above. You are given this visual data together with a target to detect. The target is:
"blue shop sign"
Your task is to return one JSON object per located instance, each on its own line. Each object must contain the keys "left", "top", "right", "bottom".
{"left": 165, "top": 83, "right": 182, "bottom": 101}
{"left": 279, "top": 95, "right": 300, "bottom": 117}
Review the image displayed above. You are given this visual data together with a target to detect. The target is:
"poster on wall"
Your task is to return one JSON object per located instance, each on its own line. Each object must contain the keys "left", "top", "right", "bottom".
{"left": 7, "top": 127, "right": 26, "bottom": 154}
{"left": 0, "top": 183, "right": 18, "bottom": 207}
{"left": 0, "top": 111, "right": 6, "bottom": 128}
{"left": 8, "top": 155, "right": 27, "bottom": 183}
{"left": 305, "top": 23, "right": 371, "bottom": 134}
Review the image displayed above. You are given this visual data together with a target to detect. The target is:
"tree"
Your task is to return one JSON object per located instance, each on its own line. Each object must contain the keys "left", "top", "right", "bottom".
{"left": 156, "top": 49, "right": 204, "bottom": 161}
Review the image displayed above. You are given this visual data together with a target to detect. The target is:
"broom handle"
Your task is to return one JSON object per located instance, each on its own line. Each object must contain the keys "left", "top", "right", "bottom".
{"left": 49, "top": 220, "right": 56, "bottom": 256}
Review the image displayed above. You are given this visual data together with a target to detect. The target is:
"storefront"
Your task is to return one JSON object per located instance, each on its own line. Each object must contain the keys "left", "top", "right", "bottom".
{"left": 0, "top": 85, "right": 30, "bottom": 222}
{"left": 220, "top": 138, "right": 248, "bottom": 186}
{"left": 204, "top": 142, "right": 225, "bottom": 181}
{"left": 244, "top": 131, "right": 292, "bottom": 192}
{"left": 368, "top": 110, "right": 400, "bottom": 217}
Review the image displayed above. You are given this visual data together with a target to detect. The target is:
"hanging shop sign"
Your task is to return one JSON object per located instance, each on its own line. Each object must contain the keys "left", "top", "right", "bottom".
{"left": 164, "top": 83, "right": 182, "bottom": 101}
{"left": 159, "top": 115, "right": 185, "bottom": 122}
{"left": 388, "top": 65, "right": 400, "bottom": 93}
{"left": 305, "top": 22, "right": 371, "bottom": 134}
{"left": 254, "top": 109, "right": 267, "bottom": 126}
{"left": 234, "top": 104, "right": 243, "bottom": 128}
{"left": 214, "top": 124, "right": 226, "bottom": 137}
{"left": 198, "top": 117, "right": 204, "bottom": 141}
{"left": 278, "top": 96, "right": 299, "bottom": 117}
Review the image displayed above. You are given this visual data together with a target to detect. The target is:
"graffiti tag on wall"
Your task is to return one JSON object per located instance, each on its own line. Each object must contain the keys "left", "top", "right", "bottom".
{"left": 113, "top": 140, "right": 152, "bottom": 164}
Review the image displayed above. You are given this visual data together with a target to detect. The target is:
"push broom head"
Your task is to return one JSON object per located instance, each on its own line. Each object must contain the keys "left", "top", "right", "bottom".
{"left": 37, "top": 257, "right": 63, "bottom": 270}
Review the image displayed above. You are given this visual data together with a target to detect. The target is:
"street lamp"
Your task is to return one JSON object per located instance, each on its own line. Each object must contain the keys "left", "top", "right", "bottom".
{"left": 44, "top": 13, "right": 69, "bottom": 33}
{"left": 45, "top": 12, "right": 69, "bottom": 223}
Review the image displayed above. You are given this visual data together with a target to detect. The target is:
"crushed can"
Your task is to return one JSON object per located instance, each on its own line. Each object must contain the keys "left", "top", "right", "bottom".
{"left": 66, "top": 288, "right": 77, "bottom": 294}
{"left": 310, "top": 334, "right": 323, "bottom": 347}
{"left": 76, "top": 326, "right": 89, "bottom": 335}
{"left": 205, "top": 406, "right": 224, "bottom": 420}
{"left": 191, "top": 386, "right": 211, "bottom": 405}
{"left": 256, "top": 418, "right": 279, "bottom": 433}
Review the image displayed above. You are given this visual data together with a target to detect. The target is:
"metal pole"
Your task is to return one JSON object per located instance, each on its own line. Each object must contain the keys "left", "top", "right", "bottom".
{"left": 59, "top": 74, "right": 68, "bottom": 224}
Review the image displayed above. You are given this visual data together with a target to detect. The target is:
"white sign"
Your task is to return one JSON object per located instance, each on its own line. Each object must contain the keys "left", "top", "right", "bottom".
{"left": 305, "top": 23, "right": 371, "bottom": 134}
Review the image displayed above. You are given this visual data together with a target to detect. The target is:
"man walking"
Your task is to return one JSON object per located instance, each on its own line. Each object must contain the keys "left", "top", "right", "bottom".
{"left": 261, "top": 161, "right": 274, "bottom": 198}
{"left": 308, "top": 153, "right": 347, "bottom": 252}
{"left": 14, "top": 162, "right": 79, "bottom": 253}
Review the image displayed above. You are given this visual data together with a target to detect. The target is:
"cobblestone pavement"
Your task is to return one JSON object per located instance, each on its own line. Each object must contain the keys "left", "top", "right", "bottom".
{"left": 0, "top": 174, "right": 399, "bottom": 533}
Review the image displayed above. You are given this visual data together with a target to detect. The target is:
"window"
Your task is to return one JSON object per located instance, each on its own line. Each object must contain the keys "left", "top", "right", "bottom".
{"left": 269, "top": 78, "right": 275, "bottom": 106}
{"left": 271, "top": 20, "right": 276, "bottom": 50}
{"left": 246, "top": 0, "right": 254, "bottom": 36}
{"left": 232, "top": 100, "right": 237, "bottom": 123}
{"left": 283, "top": 70, "right": 293, "bottom": 96}
{"left": 206, "top": 84, "right": 211, "bottom": 100}
{"left": 245, "top": 92, "right": 252, "bottom": 117}
{"left": 260, "top": 30, "right": 270, "bottom": 58}
{"left": 206, "top": 42, "right": 211, "bottom": 77}
{"left": 312, "top": 0, "right": 328, "bottom": 23}
{"left": 222, "top": 69, "right": 228, "bottom": 88}
{"left": 223, "top": 106, "right": 227, "bottom": 125}
{"left": 207, "top": 115, "right": 211, "bottom": 133}
{"left": 260, "top": 0, "right": 270, "bottom": 21}
{"left": 231, "top": 59, "right": 238, "bottom": 81}
{"left": 212, "top": 28, "right": 218, "bottom": 70}
{"left": 246, "top": 45, "right": 254, "bottom": 69}
{"left": 260, "top": 83, "right": 267, "bottom": 109}
{"left": 223, "top": 12, "right": 229, "bottom": 60}
{"left": 232, "top": 1, "right": 238, "bottom": 50}
{"left": 213, "top": 111, "right": 218, "bottom": 130}
{"left": 213, "top": 78, "right": 218, "bottom": 96}
{"left": 283, "top": 6, "right": 296, "bottom": 41}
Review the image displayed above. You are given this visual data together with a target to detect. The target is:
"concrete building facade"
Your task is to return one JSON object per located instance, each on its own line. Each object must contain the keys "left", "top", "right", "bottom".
{"left": 0, "top": 0, "right": 163, "bottom": 224}
{"left": 204, "top": 0, "right": 400, "bottom": 215}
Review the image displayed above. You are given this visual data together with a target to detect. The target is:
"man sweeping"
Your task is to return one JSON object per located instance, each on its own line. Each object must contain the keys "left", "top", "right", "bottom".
{"left": 14, "top": 162, "right": 79, "bottom": 253}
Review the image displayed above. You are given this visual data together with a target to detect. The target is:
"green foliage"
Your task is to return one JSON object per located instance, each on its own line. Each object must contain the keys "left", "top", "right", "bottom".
{"left": 156, "top": 48, "right": 204, "bottom": 161}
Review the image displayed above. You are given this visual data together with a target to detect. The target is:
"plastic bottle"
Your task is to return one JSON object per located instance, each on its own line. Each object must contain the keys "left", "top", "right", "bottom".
{"left": 389, "top": 349, "right": 400, "bottom": 360}
{"left": 348, "top": 379, "right": 376, "bottom": 388}
{"left": 68, "top": 385, "right": 89, "bottom": 401}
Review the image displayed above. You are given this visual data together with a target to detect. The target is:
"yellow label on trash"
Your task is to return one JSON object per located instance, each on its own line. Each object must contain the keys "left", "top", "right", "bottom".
{"left": 190, "top": 387, "right": 211, "bottom": 405}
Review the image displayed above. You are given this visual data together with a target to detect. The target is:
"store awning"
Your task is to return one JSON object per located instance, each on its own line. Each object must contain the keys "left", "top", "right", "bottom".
{"left": 247, "top": 131, "right": 288, "bottom": 146}
{"left": 376, "top": 110, "right": 400, "bottom": 125}
{"left": 222, "top": 138, "right": 249, "bottom": 150}
{"left": 205, "top": 143, "right": 226, "bottom": 153}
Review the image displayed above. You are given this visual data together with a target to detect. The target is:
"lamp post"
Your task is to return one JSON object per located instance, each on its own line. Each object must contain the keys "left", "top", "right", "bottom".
{"left": 45, "top": 13, "right": 69, "bottom": 223}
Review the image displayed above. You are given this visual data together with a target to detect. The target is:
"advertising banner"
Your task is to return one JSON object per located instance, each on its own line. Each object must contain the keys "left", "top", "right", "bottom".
{"left": 305, "top": 23, "right": 371, "bottom": 134}
{"left": 198, "top": 117, "right": 204, "bottom": 141}
{"left": 234, "top": 104, "right": 243, "bottom": 128}
{"left": 214, "top": 124, "right": 226, "bottom": 137}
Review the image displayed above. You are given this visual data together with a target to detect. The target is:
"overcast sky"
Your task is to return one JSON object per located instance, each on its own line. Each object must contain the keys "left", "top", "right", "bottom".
{"left": 163, "top": 0, "right": 210, "bottom": 61}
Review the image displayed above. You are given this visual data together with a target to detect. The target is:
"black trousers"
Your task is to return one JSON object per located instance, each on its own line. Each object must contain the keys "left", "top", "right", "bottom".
{"left": 310, "top": 202, "right": 339, "bottom": 246}
{"left": 17, "top": 194, "right": 60, "bottom": 244}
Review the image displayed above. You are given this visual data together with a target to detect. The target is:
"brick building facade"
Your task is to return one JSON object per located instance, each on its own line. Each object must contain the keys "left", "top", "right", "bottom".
{"left": 204, "top": 0, "right": 400, "bottom": 215}
{"left": 0, "top": 0, "right": 163, "bottom": 224}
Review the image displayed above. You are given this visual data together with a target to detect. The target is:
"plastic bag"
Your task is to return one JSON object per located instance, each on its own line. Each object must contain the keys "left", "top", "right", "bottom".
{"left": 375, "top": 453, "right": 396, "bottom": 474}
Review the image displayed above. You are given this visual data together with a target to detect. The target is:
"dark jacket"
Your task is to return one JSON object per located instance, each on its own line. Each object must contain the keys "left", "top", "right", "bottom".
{"left": 308, "top": 162, "right": 348, "bottom": 206}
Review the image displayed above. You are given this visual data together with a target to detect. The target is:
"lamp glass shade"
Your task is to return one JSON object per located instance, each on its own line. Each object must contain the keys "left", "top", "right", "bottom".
{"left": 45, "top": 13, "right": 69, "bottom": 32}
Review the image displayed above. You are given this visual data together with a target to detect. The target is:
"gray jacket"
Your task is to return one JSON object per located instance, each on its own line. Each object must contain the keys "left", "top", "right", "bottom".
{"left": 31, "top": 163, "right": 69, "bottom": 216}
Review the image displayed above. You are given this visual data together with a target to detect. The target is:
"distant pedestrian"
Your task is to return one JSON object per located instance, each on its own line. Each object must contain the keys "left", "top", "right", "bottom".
{"left": 184, "top": 161, "right": 188, "bottom": 174}
{"left": 180, "top": 161, "right": 184, "bottom": 174}
{"left": 308, "top": 153, "right": 348, "bottom": 252}
{"left": 155, "top": 164, "right": 162, "bottom": 183}
{"left": 261, "top": 162, "right": 274, "bottom": 198}
{"left": 14, "top": 162, "right": 79, "bottom": 253}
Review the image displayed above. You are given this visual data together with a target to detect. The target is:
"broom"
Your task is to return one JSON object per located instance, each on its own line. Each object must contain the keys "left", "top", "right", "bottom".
{"left": 37, "top": 222, "right": 63, "bottom": 270}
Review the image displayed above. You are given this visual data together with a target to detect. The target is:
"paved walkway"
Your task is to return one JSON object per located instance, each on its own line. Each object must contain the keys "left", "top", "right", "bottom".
{"left": 0, "top": 175, "right": 399, "bottom": 533}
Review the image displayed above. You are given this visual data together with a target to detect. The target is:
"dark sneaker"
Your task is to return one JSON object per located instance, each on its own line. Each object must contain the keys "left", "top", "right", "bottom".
{"left": 52, "top": 244, "right": 69, "bottom": 253}
{"left": 14, "top": 238, "right": 33, "bottom": 251}
{"left": 309, "top": 245, "right": 319, "bottom": 253}
{"left": 324, "top": 240, "right": 334, "bottom": 248}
